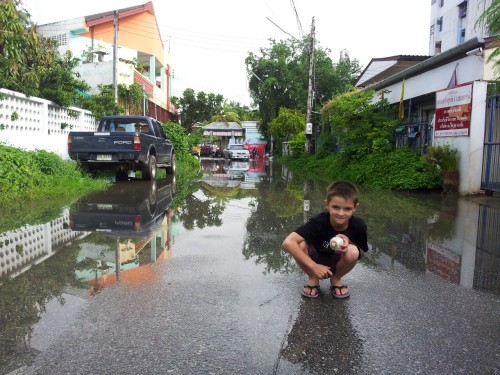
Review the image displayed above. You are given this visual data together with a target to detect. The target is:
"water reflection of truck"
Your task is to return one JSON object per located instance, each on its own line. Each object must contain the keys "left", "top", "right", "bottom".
{"left": 69, "top": 177, "right": 175, "bottom": 236}
{"left": 69, "top": 177, "right": 176, "bottom": 295}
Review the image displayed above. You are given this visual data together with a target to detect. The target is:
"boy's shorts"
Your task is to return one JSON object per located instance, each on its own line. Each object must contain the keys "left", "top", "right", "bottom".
{"left": 308, "top": 245, "right": 364, "bottom": 273}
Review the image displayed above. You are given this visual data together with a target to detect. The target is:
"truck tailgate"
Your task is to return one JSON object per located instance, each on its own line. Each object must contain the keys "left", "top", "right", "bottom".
{"left": 69, "top": 132, "right": 138, "bottom": 152}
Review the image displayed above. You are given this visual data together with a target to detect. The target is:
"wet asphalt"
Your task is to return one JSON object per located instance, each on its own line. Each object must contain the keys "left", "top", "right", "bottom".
{"left": 13, "top": 196, "right": 500, "bottom": 375}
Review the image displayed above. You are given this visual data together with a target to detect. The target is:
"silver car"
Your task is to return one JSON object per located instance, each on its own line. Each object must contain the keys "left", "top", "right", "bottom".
{"left": 223, "top": 144, "right": 250, "bottom": 160}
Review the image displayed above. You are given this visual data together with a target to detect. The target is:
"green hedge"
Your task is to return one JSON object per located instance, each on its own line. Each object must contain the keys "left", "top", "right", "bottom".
{"left": 282, "top": 147, "right": 441, "bottom": 191}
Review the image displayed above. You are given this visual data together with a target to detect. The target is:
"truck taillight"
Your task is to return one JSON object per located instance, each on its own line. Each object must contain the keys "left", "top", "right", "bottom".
{"left": 133, "top": 136, "right": 140, "bottom": 151}
{"left": 68, "top": 135, "right": 73, "bottom": 150}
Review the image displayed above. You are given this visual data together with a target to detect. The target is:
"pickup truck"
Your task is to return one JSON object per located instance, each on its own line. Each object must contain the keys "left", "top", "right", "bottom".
{"left": 68, "top": 115, "right": 175, "bottom": 181}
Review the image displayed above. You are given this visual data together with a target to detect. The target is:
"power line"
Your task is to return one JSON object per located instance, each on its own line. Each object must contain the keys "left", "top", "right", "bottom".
{"left": 290, "top": 0, "right": 304, "bottom": 38}
{"left": 265, "top": 17, "right": 298, "bottom": 40}
{"left": 38, "top": 21, "right": 270, "bottom": 53}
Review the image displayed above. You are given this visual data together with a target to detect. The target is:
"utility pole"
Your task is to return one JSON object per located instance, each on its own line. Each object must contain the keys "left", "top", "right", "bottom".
{"left": 305, "top": 17, "right": 315, "bottom": 153}
{"left": 113, "top": 10, "right": 119, "bottom": 104}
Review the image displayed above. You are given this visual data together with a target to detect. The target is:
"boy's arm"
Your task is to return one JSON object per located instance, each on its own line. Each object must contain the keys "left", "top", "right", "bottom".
{"left": 282, "top": 232, "right": 333, "bottom": 279}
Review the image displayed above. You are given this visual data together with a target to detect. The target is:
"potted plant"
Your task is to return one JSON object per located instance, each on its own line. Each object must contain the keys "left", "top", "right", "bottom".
{"left": 424, "top": 144, "right": 460, "bottom": 192}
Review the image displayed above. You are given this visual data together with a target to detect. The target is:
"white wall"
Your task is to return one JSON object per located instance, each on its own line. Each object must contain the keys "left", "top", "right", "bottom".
{"left": 75, "top": 60, "right": 135, "bottom": 94}
{"left": 432, "top": 81, "right": 487, "bottom": 195}
{"left": 0, "top": 89, "right": 97, "bottom": 160}
{"left": 379, "top": 55, "right": 485, "bottom": 105}
{"left": 429, "top": 0, "right": 492, "bottom": 55}
{"left": 370, "top": 55, "right": 489, "bottom": 195}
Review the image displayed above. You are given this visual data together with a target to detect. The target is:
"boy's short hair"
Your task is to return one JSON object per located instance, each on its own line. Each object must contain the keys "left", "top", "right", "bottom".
{"left": 326, "top": 181, "right": 359, "bottom": 205}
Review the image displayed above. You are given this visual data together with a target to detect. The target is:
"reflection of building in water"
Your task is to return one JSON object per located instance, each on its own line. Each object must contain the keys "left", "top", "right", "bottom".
{"left": 426, "top": 199, "right": 500, "bottom": 295}
{"left": 0, "top": 209, "right": 85, "bottom": 279}
{"left": 363, "top": 195, "right": 500, "bottom": 296}
{"left": 77, "top": 214, "right": 172, "bottom": 297}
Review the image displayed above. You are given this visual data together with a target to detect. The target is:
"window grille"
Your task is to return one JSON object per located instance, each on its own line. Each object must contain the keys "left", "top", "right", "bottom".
{"left": 50, "top": 34, "right": 67, "bottom": 47}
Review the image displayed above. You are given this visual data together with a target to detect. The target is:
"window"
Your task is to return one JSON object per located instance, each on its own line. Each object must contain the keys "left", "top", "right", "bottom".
{"left": 459, "top": 28, "right": 466, "bottom": 44}
{"left": 437, "top": 17, "right": 443, "bottom": 32}
{"left": 439, "top": 0, "right": 444, "bottom": 7}
{"left": 430, "top": 24, "right": 435, "bottom": 35}
{"left": 458, "top": 1, "right": 467, "bottom": 17}
{"left": 435, "top": 41, "right": 442, "bottom": 54}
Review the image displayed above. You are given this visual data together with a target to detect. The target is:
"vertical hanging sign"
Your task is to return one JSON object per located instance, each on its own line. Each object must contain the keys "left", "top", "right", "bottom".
{"left": 434, "top": 83, "right": 472, "bottom": 137}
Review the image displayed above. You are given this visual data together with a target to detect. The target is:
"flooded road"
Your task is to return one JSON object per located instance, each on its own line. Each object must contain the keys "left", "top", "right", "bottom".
{"left": 1, "top": 158, "right": 499, "bottom": 374}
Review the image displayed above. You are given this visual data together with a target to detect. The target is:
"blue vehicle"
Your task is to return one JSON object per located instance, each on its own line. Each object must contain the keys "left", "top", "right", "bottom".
{"left": 68, "top": 116, "right": 175, "bottom": 180}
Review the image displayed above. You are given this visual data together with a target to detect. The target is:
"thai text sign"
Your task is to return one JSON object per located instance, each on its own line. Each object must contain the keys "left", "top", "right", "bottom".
{"left": 435, "top": 84, "right": 472, "bottom": 137}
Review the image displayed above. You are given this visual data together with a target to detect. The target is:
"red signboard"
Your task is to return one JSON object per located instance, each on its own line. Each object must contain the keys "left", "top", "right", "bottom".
{"left": 435, "top": 83, "right": 472, "bottom": 137}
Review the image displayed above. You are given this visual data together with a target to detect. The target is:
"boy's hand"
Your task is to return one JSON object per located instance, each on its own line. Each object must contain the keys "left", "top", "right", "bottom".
{"left": 311, "top": 263, "right": 333, "bottom": 279}
{"left": 335, "top": 234, "right": 349, "bottom": 253}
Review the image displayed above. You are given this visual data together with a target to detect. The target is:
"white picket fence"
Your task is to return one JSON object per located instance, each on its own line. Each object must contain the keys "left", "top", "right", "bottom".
{"left": 0, "top": 88, "right": 98, "bottom": 160}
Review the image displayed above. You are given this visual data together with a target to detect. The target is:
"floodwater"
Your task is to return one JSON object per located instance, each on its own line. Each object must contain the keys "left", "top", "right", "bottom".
{"left": 1, "top": 158, "right": 499, "bottom": 375}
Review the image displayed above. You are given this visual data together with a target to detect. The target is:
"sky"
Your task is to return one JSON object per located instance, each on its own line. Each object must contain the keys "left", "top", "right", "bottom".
{"left": 22, "top": 0, "right": 430, "bottom": 106}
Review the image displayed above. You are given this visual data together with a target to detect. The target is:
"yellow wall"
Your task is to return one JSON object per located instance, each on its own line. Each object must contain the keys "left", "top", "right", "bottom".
{"left": 83, "top": 11, "right": 165, "bottom": 66}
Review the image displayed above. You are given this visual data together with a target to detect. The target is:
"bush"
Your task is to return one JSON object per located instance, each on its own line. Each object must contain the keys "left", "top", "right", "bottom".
{"left": 0, "top": 144, "right": 107, "bottom": 202}
{"left": 423, "top": 144, "right": 460, "bottom": 171}
{"left": 281, "top": 147, "right": 441, "bottom": 190}
{"left": 347, "top": 148, "right": 442, "bottom": 190}
{"left": 162, "top": 121, "right": 190, "bottom": 157}
{"left": 288, "top": 131, "right": 306, "bottom": 157}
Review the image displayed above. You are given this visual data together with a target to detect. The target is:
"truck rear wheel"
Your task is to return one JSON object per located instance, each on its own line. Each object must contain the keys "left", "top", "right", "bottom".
{"left": 165, "top": 154, "right": 176, "bottom": 174}
{"left": 142, "top": 154, "right": 157, "bottom": 181}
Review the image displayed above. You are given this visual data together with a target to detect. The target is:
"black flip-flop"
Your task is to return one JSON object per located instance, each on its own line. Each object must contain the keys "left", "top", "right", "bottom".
{"left": 301, "top": 285, "right": 320, "bottom": 298}
{"left": 331, "top": 285, "right": 350, "bottom": 299}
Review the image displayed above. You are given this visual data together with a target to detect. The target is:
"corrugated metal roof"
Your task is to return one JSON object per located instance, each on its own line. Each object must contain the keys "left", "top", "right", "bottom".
{"left": 85, "top": 1, "right": 154, "bottom": 25}
{"left": 355, "top": 55, "right": 430, "bottom": 88}
{"left": 366, "top": 37, "right": 485, "bottom": 92}
{"left": 203, "top": 122, "right": 243, "bottom": 131}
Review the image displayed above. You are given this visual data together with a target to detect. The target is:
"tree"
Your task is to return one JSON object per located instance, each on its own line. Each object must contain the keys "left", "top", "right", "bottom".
{"left": 173, "top": 88, "right": 225, "bottom": 132}
{"left": 80, "top": 84, "right": 124, "bottom": 121}
{"left": 0, "top": 0, "right": 89, "bottom": 107}
{"left": 211, "top": 111, "right": 241, "bottom": 124}
{"left": 269, "top": 107, "right": 305, "bottom": 142}
{"left": 476, "top": 0, "right": 500, "bottom": 76}
{"left": 39, "top": 50, "right": 90, "bottom": 107}
{"left": 0, "top": 0, "right": 50, "bottom": 96}
{"left": 224, "top": 101, "right": 260, "bottom": 121}
{"left": 321, "top": 89, "right": 396, "bottom": 161}
{"left": 246, "top": 37, "right": 361, "bottom": 141}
